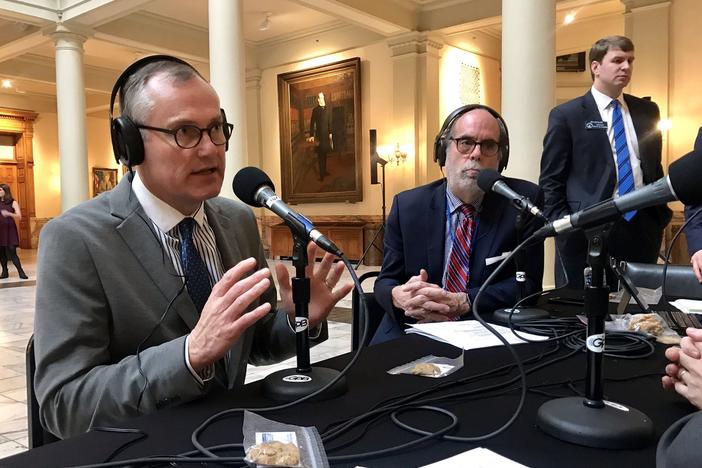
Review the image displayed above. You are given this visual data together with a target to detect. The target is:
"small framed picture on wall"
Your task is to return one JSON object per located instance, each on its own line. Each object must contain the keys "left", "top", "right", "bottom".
{"left": 92, "top": 167, "right": 118, "bottom": 197}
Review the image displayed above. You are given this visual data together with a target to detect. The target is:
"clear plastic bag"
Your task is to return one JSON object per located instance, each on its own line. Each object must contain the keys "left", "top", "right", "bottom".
{"left": 607, "top": 313, "right": 680, "bottom": 344}
{"left": 243, "top": 411, "right": 329, "bottom": 468}
{"left": 387, "top": 352, "right": 464, "bottom": 378}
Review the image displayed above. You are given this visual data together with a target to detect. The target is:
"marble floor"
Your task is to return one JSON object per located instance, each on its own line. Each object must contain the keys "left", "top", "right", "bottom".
{"left": 0, "top": 248, "right": 377, "bottom": 458}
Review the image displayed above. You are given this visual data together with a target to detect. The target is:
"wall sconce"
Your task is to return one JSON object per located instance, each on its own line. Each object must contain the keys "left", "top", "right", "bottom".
{"left": 388, "top": 143, "right": 407, "bottom": 166}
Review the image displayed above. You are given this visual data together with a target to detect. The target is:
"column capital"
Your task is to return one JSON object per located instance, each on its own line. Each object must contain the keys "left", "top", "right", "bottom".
{"left": 387, "top": 32, "right": 443, "bottom": 58}
{"left": 44, "top": 22, "right": 93, "bottom": 48}
{"left": 620, "top": 0, "right": 671, "bottom": 12}
{"left": 246, "top": 68, "right": 262, "bottom": 90}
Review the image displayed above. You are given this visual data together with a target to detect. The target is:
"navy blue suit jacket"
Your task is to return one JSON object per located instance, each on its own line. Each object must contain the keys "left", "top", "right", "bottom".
{"left": 539, "top": 91, "right": 671, "bottom": 287}
{"left": 374, "top": 178, "right": 544, "bottom": 330}
{"left": 683, "top": 127, "right": 702, "bottom": 255}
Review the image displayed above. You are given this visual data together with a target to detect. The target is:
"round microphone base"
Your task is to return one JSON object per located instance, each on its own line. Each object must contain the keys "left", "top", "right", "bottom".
{"left": 262, "top": 366, "right": 347, "bottom": 402}
{"left": 491, "top": 307, "right": 550, "bottom": 324}
{"left": 537, "top": 397, "right": 654, "bottom": 449}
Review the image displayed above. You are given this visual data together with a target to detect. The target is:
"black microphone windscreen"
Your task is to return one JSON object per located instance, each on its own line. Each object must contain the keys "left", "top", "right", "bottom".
{"left": 477, "top": 169, "right": 502, "bottom": 193}
{"left": 232, "top": 166, "right": 274, "bottom": 207}
{"left": 668, "top": 149, "right": 702, "bottom": 205}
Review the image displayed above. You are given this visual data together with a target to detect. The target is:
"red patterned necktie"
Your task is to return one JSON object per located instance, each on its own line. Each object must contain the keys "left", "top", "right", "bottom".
{"left": 445, "top": 204, "right": 476, "bottom": 293}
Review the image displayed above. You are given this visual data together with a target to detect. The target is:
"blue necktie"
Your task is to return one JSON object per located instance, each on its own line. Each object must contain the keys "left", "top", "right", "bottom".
{"left": 178, "top": 218, "right": 212, "bottom": 313}
{"left": 611, "top": 99, "right": 636, "bottom": 221}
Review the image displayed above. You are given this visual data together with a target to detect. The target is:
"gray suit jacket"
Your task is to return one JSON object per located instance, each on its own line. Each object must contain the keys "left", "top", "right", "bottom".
{"left": 34, "top": 175, "right": 320, "bottom": 439}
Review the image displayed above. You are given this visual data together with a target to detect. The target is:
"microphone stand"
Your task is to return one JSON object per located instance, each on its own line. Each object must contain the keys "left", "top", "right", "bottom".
{"left": 536, "top": 224, "right": 654, "bottom": 449}
{"left": 492, "top": 207, "right": 549, "bottom": 324}
{"left": 356, "top": 156, "right": 387, "bottom": 269}
{"left": 262, "top": 232, "right": 347, "bottom": 401}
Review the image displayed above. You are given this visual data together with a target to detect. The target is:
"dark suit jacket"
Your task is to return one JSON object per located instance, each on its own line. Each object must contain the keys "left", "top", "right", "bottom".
{"left": 539, "top": 91, "right": 671, "bottom": 287}
{"left": 656, "top": 410, "right": 702, "bottom": 468}
{"left": 683, "top": 127, "right": 702, "bottom": 255}
{"left": 34, "top": 175, "right": 324, "bottom": 439}
{"left": 309, "top": 105, "right": 332, "bottom": 152}
{"left": 374, "top": 178, "right": 544, "bottom": 330}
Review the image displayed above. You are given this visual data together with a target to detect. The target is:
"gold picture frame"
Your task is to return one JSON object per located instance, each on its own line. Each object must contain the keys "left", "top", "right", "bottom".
{"left": 277, "top": 57, "right": 362, "bottom": 204}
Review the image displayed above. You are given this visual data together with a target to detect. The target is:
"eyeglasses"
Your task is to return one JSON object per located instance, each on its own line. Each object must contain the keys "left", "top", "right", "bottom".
{"left": 449, "top": 137, "right": 500, "bottom": 157}
{"left": 137, "top": 121, "right": 233, "bottom": 149}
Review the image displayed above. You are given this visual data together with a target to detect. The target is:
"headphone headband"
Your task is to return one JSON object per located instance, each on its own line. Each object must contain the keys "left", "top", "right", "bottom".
{"left": 432, "top": 104, "right": 510, "bottom": 172}
{"left": 109, "top": 55, "right": 230, "bottom": 168}
{"left": 108, "top": 55, "right": 194, "bottom": 124}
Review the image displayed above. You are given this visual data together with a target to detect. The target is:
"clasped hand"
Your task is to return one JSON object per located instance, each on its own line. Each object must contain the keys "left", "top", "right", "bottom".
{"left": 188, "top": 243, "right": 352, "bottom": 371}
{"left": 663, "top": 328, "right": 702, "bottom": 408}
{"left": 391, "top": 269, "right": 468, "bottom": 323}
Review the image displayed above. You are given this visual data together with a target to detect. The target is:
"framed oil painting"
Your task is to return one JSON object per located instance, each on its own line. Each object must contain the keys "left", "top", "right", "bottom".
{"left": 92, "top": 167, "right": 118, "bottom": 197}
{"left": 277, "top": 57, "right": 362, "bottom": 204}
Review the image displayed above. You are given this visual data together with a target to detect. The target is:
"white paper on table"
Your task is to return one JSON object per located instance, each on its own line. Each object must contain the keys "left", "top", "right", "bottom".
{"left": 406, "top": 320, "right": 547, "bottom": 350}
{"left": 670, "top": 299, "right": 702, "bottom": 314}
{"left": 420, "top": 447, "right": 530, "bottom": 467}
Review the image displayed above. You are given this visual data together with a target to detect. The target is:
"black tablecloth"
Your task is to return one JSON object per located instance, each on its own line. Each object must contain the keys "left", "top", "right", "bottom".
{"left": 3, "top": 334, "right": 694, "bottom": 467}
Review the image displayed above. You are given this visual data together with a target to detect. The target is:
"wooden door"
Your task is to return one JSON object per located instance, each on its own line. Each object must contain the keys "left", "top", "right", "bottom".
{"left": 0, "top": 108, "right": 37, "bottom": 249}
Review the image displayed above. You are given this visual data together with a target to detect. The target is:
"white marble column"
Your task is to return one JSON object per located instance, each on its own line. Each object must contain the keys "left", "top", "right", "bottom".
{"left": 388, "top": 32, "right": 443, "bottom": 188}
{"left": 208, "top": 0, "right": 247, "bottom": 200}
{"left": 501, "top": 0, "right": 555, "bottom": 183}
{"left": 501, "top": 0, "right": 556, "bottom": 287}
{"left": 623, "top": 0, "right": 670, "bottom": 164}
{"left": 51, "top": 25, "right": 90, "bottom": 212}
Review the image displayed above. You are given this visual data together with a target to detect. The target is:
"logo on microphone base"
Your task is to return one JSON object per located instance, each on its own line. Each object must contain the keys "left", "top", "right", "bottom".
{"left": 295, "top": 317, "right": 309, "bottom": 333}
{"left": 586, "top": 333, "right": 605, "bottom": 353}
{"left": 282, "top": 375, "right": 312, "bottom": 383}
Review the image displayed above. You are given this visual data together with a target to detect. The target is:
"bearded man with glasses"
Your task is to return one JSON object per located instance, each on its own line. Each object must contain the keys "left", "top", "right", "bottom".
{"left": 371, "top": 105, "right": 544, "bottom": 345}
{"left": 33, "top": 56, "right": 352, "bottom": 439}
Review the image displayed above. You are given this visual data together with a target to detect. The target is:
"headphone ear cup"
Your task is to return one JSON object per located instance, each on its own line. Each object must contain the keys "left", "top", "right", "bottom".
{"left": 111, "top": 116, "right": 144, "bottom": 167}
{"left": 438, "top": 139, "right": 448, "bottom": 167}
{"left": 220, "top": 108, "right": 231, "bottom": 151}
{"left": 433, "top": 134, "right": 442, "bottom": 166}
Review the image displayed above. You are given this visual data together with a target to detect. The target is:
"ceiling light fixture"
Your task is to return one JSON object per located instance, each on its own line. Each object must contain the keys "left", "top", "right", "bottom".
{"left": 1, "top": 79, "right": 12, "bottom": 89}
{"left": 259, "top": 12, "right": 272, "bottom": 31}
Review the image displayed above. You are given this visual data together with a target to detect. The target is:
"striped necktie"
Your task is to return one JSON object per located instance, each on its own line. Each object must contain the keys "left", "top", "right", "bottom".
{"left": 445, "top": 204, "right": 476, "bottom": 293}
{"left": 611, "top": 99, "right": 637, "bottom": 221}
{"left": 178, "top": 218, "right": 212, "bottom": 313}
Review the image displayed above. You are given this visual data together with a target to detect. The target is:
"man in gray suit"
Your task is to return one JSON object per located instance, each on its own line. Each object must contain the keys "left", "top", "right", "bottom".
{"left": 34, "top": 57, "right": 352, "bottom": 439}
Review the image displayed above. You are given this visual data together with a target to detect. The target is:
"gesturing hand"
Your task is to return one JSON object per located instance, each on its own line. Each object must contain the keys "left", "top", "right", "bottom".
{"left": 188, "top": 257, "right": 272, "bottom": 371}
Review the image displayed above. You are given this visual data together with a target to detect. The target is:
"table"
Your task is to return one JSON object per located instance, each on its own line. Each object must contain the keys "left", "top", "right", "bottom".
{"left": 3, "top": 335, "right": 694, "bottom": 467}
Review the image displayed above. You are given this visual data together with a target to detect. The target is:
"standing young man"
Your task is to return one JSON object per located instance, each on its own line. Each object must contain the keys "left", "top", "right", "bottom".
{"left": 539, "top": 36, "right": 671, "bottom": 288}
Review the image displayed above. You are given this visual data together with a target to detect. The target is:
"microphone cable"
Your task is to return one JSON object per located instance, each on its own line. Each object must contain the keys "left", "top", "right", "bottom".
{"left": 188, "top": 255, "right": 372, "bottom": 458}
{"left": 321, "top": 344, "right": 579, "bottom": 458}
{"left": 562, "top": 330, "right": 656, "bottom": 359}
{"left": 314, "top": 233, "right": 551, "bottom": 464}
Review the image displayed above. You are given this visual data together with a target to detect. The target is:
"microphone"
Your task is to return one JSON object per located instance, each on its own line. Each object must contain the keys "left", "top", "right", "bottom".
{"left": 477, "top": 169, "right": 547, "bottom": 220}
{"left": 536, "top": 149, "right": 702, "bottom": 238}
{"left": 232, "top": 167, "right": 343, "bottom": 256}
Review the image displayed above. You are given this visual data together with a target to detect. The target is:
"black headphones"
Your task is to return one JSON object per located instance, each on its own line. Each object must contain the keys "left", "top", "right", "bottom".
{"left": 433, "top": 104, "right": 510, "bottom": 172}
{"left": 109, "top": 55, "right": 231, "bottom": 168}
